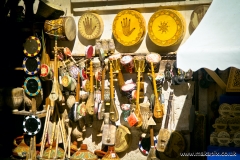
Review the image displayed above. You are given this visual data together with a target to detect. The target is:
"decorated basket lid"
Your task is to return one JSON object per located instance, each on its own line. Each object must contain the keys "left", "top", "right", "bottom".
{"left": 218, "top": 103, "right": 232, "bottom": 117}
{"left": 23, "top": 115, "right": 41, "bottom": 135}
{"left": 148, "top": 9, "right": 186, "bottom": 47}
{"left": 23, "top": 36, "right": 41, "bottom": 57}
{"left": 23, "top": 76, "right": 42, "bottom": 96}
{"left": 112, "top": 10, "right": 146, "bottom": 46}
{"left": 71, "top": 144, "right": 98, "bottom": 160}
{"left": 233, "top": 131, "right": 240, "bottom": 146}
{"left": 78, "top": 12, "right": 104, "bottom": 40}
{"left": 217, "top": 131, "right": 231, "bottom": 146}
{"left": 232, "top": 104, "right": 240, "bottom": 117}
{"left": 22, "top": 56, "right": 41, "bottom": 75}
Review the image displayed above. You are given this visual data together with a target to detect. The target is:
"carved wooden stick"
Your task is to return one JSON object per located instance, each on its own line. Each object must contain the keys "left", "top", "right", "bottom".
{"left": 40, "top": 105, "right": 51, "bottom": 157}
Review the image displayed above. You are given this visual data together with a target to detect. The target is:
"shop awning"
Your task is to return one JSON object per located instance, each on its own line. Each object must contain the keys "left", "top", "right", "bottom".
{"left": 177, "top": 0, "right": 240, "bottom": 72}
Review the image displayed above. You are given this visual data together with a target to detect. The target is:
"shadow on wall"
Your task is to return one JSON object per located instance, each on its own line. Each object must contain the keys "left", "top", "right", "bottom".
{"left": 112, "top": 34, "right": 143, "bottom": 53}
{"left": 145, "top": 33, "right": 181, "bottom": 56}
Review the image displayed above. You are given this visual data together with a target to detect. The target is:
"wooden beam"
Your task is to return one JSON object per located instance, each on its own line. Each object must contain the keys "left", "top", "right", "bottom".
{"left": 73, "top": 0, "right": 212, "bottom": 12}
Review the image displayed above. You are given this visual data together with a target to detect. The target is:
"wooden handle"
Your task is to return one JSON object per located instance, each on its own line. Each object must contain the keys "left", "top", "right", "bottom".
{"left": 134, "top": 67, "right": 143, "bottom": 127}
{"left": 101, "top": 66, "right": 106, "bottom": 101}
{"left": 118, "top": 70, "right": 125, "bottom": 89}
{"left": 150, "top": 126, "right": 154, "bottom": 146}
{"left": 89, "top": 60, "right": 93, "bottom": 93}
{"left": 75, "top": 73, "right": 80, "bottom": 102}
{"left": 110, "top": 63, "right": 114, "bottom": 99}
{"left": 109, "top": 62, "right": 119, "bottom": 122}
{"left": 86, "top": 60, "right": 95, "bottom": 115}
{"left": 54, "top": 45, "right": 58, "bottom": 82}
{"left": 151, "top": 62, "right": 164, "bottom": 118}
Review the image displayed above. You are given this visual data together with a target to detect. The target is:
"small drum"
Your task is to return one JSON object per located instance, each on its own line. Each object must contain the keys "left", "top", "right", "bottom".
{"left": 133, "top": 56, "right": 145, "bottom": 72}
{"left": 92, "top": 57, "right": 101, "bottom": 73}
{"left": 69, "top": 65, "right": 80, "bottom": 80}
{"left": 61, "top": 75, "right": 77, "bottom": 91}
{"left": 23, "top": 36, "right": 41, "bottom": 57}
{"left": 120, "top": 55, "right": 134, "bottom": 73}
{"left": 121, "top": 83, "right": 136, "bottom": 99}
{"left": 108, "top": 53, "right": 122, "bottom": 72}
{"left": 23, "top": 115, "right": 41, "bottom": 135}
{"left": 40, "top": 64, "right": 53, "bottom": 81}
{"left": 80, "top": 68, "right": 88, "bottom": 80}
{"left": 146, "top": 53, "right": 161, "bottom": 72}
{"left": 79, "top": 90, "right": 89, "bottom": 101}
{"left": 121, "top": 104, "right": 131, "bottom": 121}
{"left": 23, "top": 76, "right": 42, "bottom": 97}
{"left": 82, "top": 79, "right": 90, "bottom": 92}
{"left": 44, "top": 16, "right": 76, "bottom": 41}
{"left": 66, "top": 95, "right": 75, "bottom": 109}
{"left": 85, "top": 45, "right": 93, "bottom": 59}
{"left": 77, "top": 102, "right": 87, "bottom": 117}
{"left": 22, "top": 56, "right": 41, "bottom": 75}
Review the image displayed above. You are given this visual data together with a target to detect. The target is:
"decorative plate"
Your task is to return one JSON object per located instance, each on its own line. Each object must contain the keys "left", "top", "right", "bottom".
{"left": 217, "top": 131, "right": 231, "bottom": 147}
{"left": 22, "top": 56, "right": 41, "bottom": 75}
{"left": 218, "top": 103, "right": 232, "bottom": 117}
{"left": 112, "top": 10, "right": 146, "bottom": 46}
{"left": 232, "top": 104, "right": 240, "bottom": 117}
{"left": 148, "top": 9, "right": 186, "bottom": 47}
{"left": 23, "top": 36, "right": 41, "bottom": 57}
{"left": 190, "top": 5, "right": 210, "bottom": 30}
{"left": 78, "top": 12, "right": 104, "bottom": 40}
{"left": 23, "top": 76, "right": 42, "bottom": 96}
{"left": 23, "top": 115, "right": 41, "bottom": 135}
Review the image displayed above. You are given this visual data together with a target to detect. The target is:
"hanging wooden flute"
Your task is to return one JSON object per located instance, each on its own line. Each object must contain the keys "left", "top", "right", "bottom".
{"left": 151, "top": 62, "right": 164, "bottom": 118}
{"left": 109, "top": 62, "right": 119, "bottom": 122}
{"left": 86, "top": 60, "right": 95, "bottom": 115}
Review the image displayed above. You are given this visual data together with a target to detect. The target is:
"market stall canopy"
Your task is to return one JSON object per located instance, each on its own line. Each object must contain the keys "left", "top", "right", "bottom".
{"left": 177, "top": 0, "right": 240, "bottom": 72}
